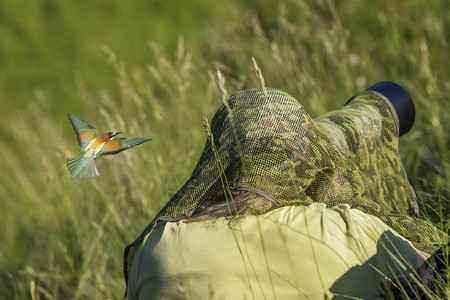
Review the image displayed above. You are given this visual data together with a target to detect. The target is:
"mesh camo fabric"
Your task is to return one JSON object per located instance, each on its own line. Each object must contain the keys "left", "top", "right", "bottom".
{"left": 124, "top": 87, "right": 448, "bottom": 284}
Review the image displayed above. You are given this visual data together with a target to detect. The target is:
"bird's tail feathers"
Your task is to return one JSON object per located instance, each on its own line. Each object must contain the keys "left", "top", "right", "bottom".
{"left": 66, "top": 156, "right": 100, "bottom": 179}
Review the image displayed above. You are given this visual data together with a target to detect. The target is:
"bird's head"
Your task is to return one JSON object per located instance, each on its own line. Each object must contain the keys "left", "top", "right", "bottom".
{"left": 108, "top": 132, "right": 121, "bottom": 139}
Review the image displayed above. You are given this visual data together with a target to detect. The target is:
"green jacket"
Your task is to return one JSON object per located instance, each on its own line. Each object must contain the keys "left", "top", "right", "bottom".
{"left": 127, "top": 203, "right": 418, "bottom": 299}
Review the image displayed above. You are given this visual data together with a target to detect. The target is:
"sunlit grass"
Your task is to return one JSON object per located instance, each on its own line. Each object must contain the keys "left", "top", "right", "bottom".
{"left": 0, "top": 1, "right": 449, "bottom": 298}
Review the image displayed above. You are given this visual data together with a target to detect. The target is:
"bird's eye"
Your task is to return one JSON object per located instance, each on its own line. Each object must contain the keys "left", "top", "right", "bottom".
{"left": 110, "top": 132, "right": 121, "bottom": 139}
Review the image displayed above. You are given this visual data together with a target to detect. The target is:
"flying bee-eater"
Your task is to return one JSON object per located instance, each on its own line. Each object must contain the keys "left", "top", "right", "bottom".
{"left": 66, "top": 113, "right": 152, "bottom": 179}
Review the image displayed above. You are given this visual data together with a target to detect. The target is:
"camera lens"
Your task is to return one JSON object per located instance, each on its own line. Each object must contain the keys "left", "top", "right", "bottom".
{"left": 346, "top": 81, "right": 415, "bottom": 136}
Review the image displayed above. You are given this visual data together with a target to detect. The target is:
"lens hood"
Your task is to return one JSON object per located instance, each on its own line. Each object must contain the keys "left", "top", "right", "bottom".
{"left": 346, "top": 81, "right": 415, "bottom": 136}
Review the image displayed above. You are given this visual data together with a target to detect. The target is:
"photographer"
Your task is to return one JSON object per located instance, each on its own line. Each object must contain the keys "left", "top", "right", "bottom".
{"left": 125, "top": 83, "right": 448, "bottom": 299}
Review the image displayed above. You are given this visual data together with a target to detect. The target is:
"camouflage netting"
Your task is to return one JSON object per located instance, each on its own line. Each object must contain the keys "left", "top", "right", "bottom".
{"left": 124, "top": 88, "right": 449, "bottom": 284}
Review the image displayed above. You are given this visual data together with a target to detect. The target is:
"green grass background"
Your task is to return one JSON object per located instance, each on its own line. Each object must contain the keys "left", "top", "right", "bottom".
{"left": 0, "top": 0, "right": 449, "bottom": 298}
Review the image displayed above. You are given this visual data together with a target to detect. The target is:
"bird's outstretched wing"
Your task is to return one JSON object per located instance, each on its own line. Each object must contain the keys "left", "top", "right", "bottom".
{"left": 68, "top": 114, "right": 98, "bottom": 151}
{"left": 101, "top": 137, "right": 152, "bottom": 156}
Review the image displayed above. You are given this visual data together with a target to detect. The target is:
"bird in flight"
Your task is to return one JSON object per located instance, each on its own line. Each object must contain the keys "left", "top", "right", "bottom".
{"left": 66, "top": 113, "right": 151, "bottom": 179}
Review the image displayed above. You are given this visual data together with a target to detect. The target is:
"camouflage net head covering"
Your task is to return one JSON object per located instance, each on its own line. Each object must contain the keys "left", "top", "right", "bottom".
{"left": 124, "top": 85, "right": 449, "bottom": 284}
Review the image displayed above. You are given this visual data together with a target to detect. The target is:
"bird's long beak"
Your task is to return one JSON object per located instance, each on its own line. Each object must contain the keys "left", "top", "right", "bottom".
{"left": 111, "top": 132, "right": 122, "bottom": 138}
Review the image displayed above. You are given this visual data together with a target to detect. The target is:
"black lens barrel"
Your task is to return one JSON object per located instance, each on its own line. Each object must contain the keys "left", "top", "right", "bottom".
{"left": 346, "top": 81, "right": 415, "bottom": 136}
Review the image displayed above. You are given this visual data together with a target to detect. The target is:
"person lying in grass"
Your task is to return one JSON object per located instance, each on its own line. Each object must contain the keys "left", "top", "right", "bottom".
{"left": 124, "top": 82, "right": 449, "bottom": 299}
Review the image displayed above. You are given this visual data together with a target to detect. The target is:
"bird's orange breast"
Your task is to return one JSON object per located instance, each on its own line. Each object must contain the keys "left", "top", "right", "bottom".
{"left": 85, "top": 138, "right": 106, "bottom": 154}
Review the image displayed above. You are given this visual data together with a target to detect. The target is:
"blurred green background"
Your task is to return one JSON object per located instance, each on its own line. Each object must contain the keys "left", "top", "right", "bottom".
{"left": 0, "top": 0, "right": 228, "bottom": 115}
{"left": 0, "top": 0, "right": 449, "bottom": 298}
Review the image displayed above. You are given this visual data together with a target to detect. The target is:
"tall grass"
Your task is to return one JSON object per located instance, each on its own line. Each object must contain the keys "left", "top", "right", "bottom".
{"left": 0, "top": 0, "right": 449, "bottom": 298}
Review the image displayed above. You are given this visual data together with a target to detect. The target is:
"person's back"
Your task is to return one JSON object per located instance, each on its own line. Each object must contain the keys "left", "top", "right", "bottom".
{"left": 127, "top": 203, "right": 420, "bottom": 299}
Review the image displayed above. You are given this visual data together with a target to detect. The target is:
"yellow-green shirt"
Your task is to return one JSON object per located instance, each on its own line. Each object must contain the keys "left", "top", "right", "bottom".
{"left": 128, "top": 203, "right": 418, "bottom": 299}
